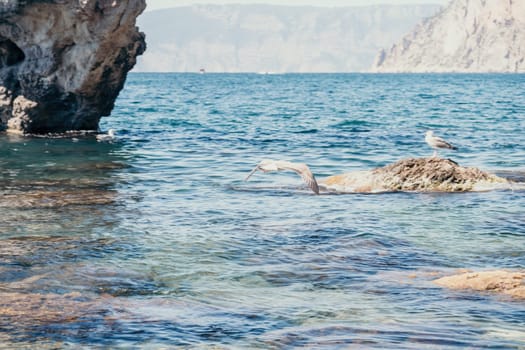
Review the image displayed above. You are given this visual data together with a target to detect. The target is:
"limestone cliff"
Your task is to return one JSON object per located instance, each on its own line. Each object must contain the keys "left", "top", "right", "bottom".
{"left": 372, "top": 0, "right": 525, "bottom": 72}
{"left": 0, "top": 0, "right": 146, "bottom": 134}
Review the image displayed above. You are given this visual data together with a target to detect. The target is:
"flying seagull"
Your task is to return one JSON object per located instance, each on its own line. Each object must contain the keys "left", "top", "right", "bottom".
{"left": 425, "top": 130, "right": 457, "bottom": 157}
{"left": 245, "top": 159, "right": 320, "bottom": 194}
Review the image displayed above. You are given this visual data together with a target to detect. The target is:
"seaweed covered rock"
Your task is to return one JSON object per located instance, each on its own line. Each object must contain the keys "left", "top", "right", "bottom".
{"left": 0, "top": 0, "right": 146, "bottom": 134}
{"left": 371, "top": 157, "right": 504, "bottom": 191}
{"left": 322, "top": 157, "right": 508, "bottom": 193}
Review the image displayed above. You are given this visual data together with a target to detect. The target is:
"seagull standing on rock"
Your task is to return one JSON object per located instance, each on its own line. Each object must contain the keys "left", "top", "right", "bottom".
{"left": 425, "top": 130, "right": 457, "bottom": 157}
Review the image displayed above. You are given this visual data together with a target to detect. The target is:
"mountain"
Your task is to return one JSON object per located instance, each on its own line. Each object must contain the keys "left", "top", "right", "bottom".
{"left": 372, "top": 0, "right": 525, "bottom": 72}
{"left": 135, "top": 4, "right": 441, "bottom": 73}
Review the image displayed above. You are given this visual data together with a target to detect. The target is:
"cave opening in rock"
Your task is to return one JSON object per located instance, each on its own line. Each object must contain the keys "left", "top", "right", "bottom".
{"left": 0, "top": 38, "right": 25, "bottom": 68}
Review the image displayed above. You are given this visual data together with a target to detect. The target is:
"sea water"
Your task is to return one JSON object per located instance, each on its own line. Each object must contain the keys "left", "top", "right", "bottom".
{"left": 0, "top": 73, "right": 524, "bottom": 348}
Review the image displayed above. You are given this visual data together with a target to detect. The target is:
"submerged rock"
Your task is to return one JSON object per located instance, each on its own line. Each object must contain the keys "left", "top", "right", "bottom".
{"left": 0, "top": 0, "right": 146, "bottom": 134}
{"left": 321, "top": 157, "right": 509, "bottom": 193}
{"left": 434, "top": 270, "right": 525, "bottom": 300}
{"left": 0, "top": 291, "right": 108, "bottom": 326}
{"left": 0, "top": 189, "right": 116, "bottom": 208}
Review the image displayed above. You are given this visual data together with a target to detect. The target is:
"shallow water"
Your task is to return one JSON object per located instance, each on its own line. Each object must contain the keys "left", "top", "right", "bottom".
{"left": 0, "top": 73, "right": 524, "bottom": 348}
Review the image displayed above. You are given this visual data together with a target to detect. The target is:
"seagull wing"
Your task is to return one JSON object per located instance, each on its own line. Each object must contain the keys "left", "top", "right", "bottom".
{"left": 244, "top": 160, "right": 320, "bottom": 194}
{"left": 288, "top": 163, "right": 320, "bottom": 195}
{"left": 433, "top": 136, "right": 456, "bottom": 150}
{"left": 245, "top": 165, "right": 260, "bottom": 181}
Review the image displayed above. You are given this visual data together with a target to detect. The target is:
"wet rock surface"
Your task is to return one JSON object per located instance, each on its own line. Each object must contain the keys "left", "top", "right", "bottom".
{"left": 0, "top": 0, "right": 146, "bottom": 134}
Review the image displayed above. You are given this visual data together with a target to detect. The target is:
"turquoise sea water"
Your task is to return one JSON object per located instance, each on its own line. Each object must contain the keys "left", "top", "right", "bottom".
{"left": 0, "top": 73, "right": 524, "bottom": 348}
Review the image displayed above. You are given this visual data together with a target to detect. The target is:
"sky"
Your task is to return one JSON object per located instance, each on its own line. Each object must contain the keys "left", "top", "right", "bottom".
{"left": 145, "top": 0, "right": 450, "bottom": 11}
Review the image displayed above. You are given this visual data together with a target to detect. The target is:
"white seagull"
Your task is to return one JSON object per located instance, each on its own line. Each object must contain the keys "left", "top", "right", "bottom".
{"left": 96, "top": 129, "right": 116, "bottom": 142}
{"left": 425, "top": 130, "right": 457, "bottom": 157}
{"left": 245, "top": 159, "right": 320, "bottom": 194}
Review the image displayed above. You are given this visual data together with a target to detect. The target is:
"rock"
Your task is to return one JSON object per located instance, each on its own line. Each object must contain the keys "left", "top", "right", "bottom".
{"left": 321, "top": 157, "right": 509, "bottom": 193}
{"left": 434, "top": 270, "right": 525, "bottom": 299}
{"left": 372, "top": 0, "right": 525, "bottom": 72}
{"left": 0, "top": 0, "right": 146, "bottom": 134}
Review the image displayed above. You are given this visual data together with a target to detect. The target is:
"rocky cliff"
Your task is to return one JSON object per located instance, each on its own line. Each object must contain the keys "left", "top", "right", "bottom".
{"left": 0, "top": 0, "right": 146, "bottom": 134}
{"left": 372, "top": 0, "right": 525, "bottom": 72}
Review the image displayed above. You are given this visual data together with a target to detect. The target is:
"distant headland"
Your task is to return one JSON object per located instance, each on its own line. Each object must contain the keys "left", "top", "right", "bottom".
{"left": 372, "top": 0, "right": 525, "bottom": 73}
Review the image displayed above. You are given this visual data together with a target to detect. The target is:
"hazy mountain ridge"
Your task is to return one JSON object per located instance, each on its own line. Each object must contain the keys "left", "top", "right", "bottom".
{"left": 135, "top": 4, "right": 441, "bottom": 73}
{"left": 372, "top": 0, "right": 525, "bottom": 72}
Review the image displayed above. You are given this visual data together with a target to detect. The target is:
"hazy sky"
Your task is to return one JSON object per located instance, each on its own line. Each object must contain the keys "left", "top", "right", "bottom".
{"left": 145, "top": 0, "right": 450, "bottom": 11}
